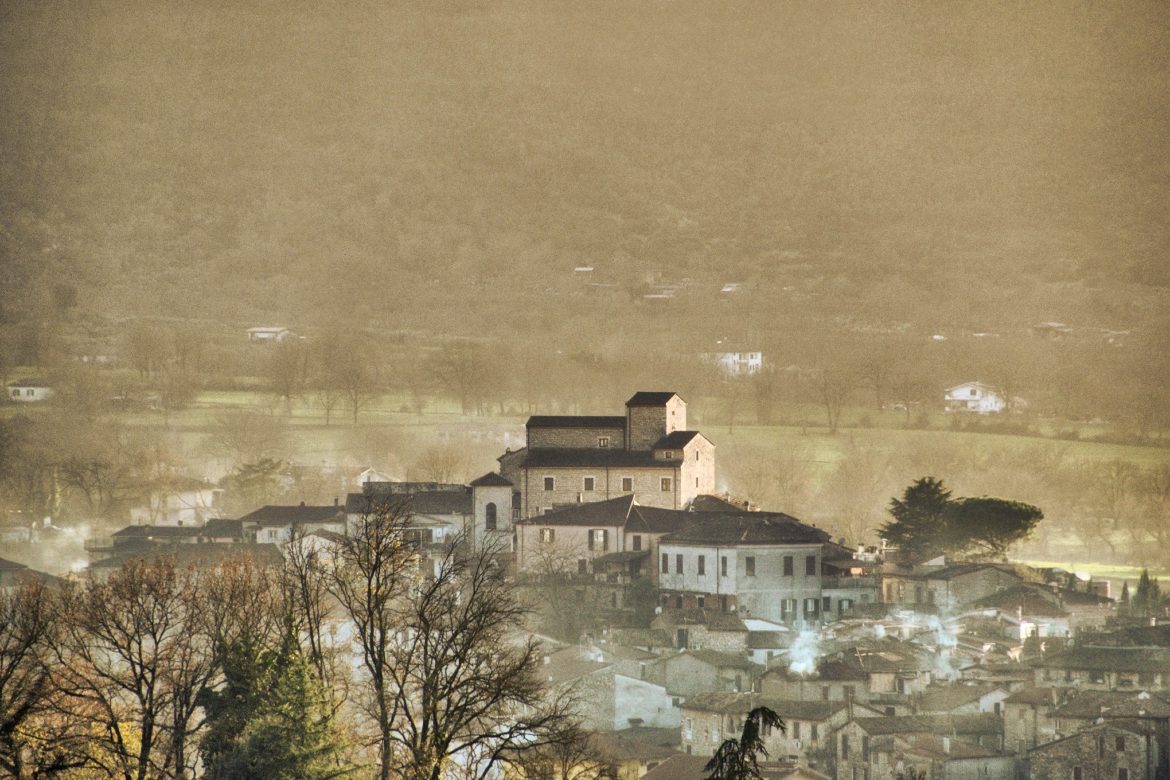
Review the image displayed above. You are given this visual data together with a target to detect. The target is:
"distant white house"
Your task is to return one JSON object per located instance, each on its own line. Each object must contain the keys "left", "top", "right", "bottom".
{"left": 130, "top": 479, "right": 222, "bottom": 526}
{"left": 246, "top": 326, "right": 293, "bottom": 343}
{"left": 703, "top": 351, "right": 763, "bottom": 376}
{"left": 7, "top": 379, "right": 53, "bottom": 403}
{"left": 943, "top": 382, "right": 1006, "bottom": 414}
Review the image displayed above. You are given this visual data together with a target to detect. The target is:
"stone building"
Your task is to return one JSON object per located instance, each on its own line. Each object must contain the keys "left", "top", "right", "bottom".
{"left": 1028, "top": 721, "right": 1162, "bottom": 780}
{"left": 499, "top": 392, "right": 715, "bottom": 519}
{"left": 657, "top": 513, "right": 830, "bottom": 625}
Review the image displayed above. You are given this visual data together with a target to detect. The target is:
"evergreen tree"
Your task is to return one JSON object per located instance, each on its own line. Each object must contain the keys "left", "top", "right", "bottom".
{"left": 705, "top": 707, "right": 785, "bottom": 780}
{"left": 1118, "top": 582, "right": 1130, "bottom": 616}
{"left": 878, "top": 477, "right": 953, "bottom": 560}
{"left": 200, "top": 635, "right": 350, "bottom": 780}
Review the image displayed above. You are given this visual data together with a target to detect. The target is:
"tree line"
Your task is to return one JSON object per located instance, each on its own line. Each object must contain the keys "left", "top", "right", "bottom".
{"left": 0, "top": 502, "right": 583, "bottom": 780}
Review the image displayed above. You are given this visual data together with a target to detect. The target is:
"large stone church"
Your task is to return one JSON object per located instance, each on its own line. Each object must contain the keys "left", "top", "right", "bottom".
{"left": 498, "top": 391, "right": 715, "bottom": 520}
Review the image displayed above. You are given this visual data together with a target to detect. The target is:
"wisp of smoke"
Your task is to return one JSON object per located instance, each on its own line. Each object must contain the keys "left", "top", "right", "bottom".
{"left": 787, "top": 630, "right": 821, "bottom": 676}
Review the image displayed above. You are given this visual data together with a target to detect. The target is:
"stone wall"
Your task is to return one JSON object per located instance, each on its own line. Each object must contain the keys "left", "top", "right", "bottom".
{"left": 527, "top": 424, "right": 625, "bottom": 450}
{"left": 1028, "top": 726, "right": 1156, "bottom": 780}
{"left": 517, "top": 465, "right": 681, "bottom": 518}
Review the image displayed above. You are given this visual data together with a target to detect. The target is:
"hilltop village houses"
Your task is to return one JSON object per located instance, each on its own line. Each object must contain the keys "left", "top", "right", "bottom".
{"left": 59, "top": 391, "right": 1170, "bottom": 779}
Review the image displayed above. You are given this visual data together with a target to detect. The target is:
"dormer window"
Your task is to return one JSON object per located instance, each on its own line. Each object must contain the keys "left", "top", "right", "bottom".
{"left": 664, "top": 451, "right": 675, "bottom": 460}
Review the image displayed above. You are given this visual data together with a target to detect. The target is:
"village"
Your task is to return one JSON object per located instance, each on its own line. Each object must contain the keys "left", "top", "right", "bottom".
{"left": 7, "top": 391, "right": 1165, "bottom": 780}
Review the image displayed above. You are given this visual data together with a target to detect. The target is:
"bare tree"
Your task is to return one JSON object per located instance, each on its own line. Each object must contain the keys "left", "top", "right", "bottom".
{"left": 0, "top": 577, "right": 90, "bottom": 779}
{"left": 336, "top": 345, "right": 378, "bottom": 426}
{"left": 819, "top": 369, "right": 851, "bottom": 434}
{"left": 267, "top": 338, "right": 309, "bottom": 415}
{"left": 326, "top": 498, "right": 415, "bottom": 780}
{"left": 383, "top": 537, "right": 578, "bottom": 780}
{"left": 409, "top": 445, "right": 470, "bottom": 484}
{"left": 53, "top": 558, "right": 215, "bottom": 780}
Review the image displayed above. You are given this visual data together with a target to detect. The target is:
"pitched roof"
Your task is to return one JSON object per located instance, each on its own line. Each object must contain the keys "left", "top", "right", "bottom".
{"left": 518, "top": 495, "right": 636, "bottom": 527}
{"left": 520, "top": 448, "right": 674, "bottom": 469}
{"left": 854, "top": 713, "right": 1002, "bottom": 737}
{"left": 923, "top": 562, "right": 1025, "bottom": 581}
{"left": 627, "top": 505, "right": 701, "bottom": 534}
{"left": 526, "top": 415, "right": 626, "bottom": 429}
{"left": 203, "top": 518, "right": 244, "bottom": 537}
{"left": 654, "top": 431, "right": 703, "bottom": 449}
{"left": 112, "top": 524, "right": 203, "bottom": 540}
{"left": 345, "top": 490, "right": 472, "bottom": 516}
{"left": 237, "top": 505, "right": 346, "bottom": 527}
{"left": 1042, "top": 645, "right": 1170, "bottom": 673}
{"left": 1052, "top": 690, "right": 1170, "bottom": 720}
{"left": 469, "top": 472, "right": 512, "bottom": 487}
{"left": 88, "top": 543, "right": 284, "bottom": 570}
{"left": 971, "top": 585, "right": 1069, "bottom": 617}
{"left": 690, "top": 494, "right": 751, "bottom": 512}
{"left": 642, "top": 755, "right": 712, "bottom": 780}
{"left": 653, "top": 607, "right": 748, "bottom": 632}
{"left": 914, "top": 684, "right": 1005, "bottom": 713}
{"left": 589, "top": 731, "right": 678, "bottom": 763}
{"left": 1003, "top": 687, "right": 1060, "bottom": 706}
{"left": 626, "top": 392, "right": 681, "bottom": 406}
{"left": 899, "top": 733, "right": 1003, "bottom": 761}
{"left": 682, "top": 692, "right": 845, "bottom": 720}
{"left": 683, "top": 649, "right": 759, "bottom": 671}
{"left": 660, "top": 513, "right": 829, "bottom": 546}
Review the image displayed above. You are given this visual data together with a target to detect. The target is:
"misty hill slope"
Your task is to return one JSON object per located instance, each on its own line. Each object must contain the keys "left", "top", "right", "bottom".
{"left": 1, "top": 1, "right": 1168, "bottom": 336}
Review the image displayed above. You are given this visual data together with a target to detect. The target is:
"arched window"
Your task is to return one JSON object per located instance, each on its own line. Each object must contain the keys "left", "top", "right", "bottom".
{"left": 485, "top": 502, "right": 497, "bottom": 531}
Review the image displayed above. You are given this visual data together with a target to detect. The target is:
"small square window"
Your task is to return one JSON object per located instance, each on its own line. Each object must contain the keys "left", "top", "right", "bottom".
{"left": 661, "top": 478, "right": 672, "bottom": 492}
{"left": 583, "top": 476, "right": 595, "bottom": 492}
{"left": 577, "top": 559, "right": 588, "bottom": 575}
{"left": 621, "top": 477, "right": 633, "bottom": 492}
{"left": 598, "top": 436, "right": 610, "bottom": 448}
{"left": 539, "top": 528, "right": 555, "bottom": 543}
{"left": 543, "top": 477, "right": 555, "bottom": 491}
{"left": 664, "top": 451, "right": 674, "bottom": 460}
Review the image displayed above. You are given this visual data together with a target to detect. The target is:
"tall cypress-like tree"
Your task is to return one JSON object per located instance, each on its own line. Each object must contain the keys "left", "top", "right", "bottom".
{"left": 200, "top": 635, "right": 350, "bottom": 780}
{"left": 878, "top": 477, "right": 953, "bottom": 560}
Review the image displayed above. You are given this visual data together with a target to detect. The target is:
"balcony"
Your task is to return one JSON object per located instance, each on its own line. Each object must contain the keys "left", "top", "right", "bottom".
{"left": 822, "top": 575, "right": 878, "bottom": 590}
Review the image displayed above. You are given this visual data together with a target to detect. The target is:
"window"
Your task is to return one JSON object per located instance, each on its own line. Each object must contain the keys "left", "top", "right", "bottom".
{"left": 632, "top": 535, "right": 642, "bottom": 551}
{"left": 661, "top": 477, "right": 672, "bottom": 492}
{"left": 662, "top": 554, "right": 669, "bottom": 573}
{"left": 1091, "top": 670, "right": 1105, "bottom": 684}
{"left": 806, "top": 555, "right": 817, "bottom": 575}
{"left": 676, "top": 554, "right": 683, "bottom": 574}
{"left": 695, "top": 450, "right": 700, "bottom": 461}
{"left": 811, "top": 723, "right": 818, "bottom": 741}
{"left": 583, "top": 476, "right": 595, "bottom": 492}
{"left": 577, "top": 559, "right": 588, "bottom": 575}
{"left": 823, "top": 596, "right": 832, "bottom": 613}
{"left": 543, "top": 477, "right": 555, "bottom": 491}
{"left": 862, "top": 736, "right": 870, "bottom": 762}
{"left": 664, "top": 451, "right": 675, "bottom": 460}
{"left": 598, "top": 436, "right": 610, "bottom": 448}
{"left": 697, "top": 595, "right": 705, "bottom": 608}
{"left": 781, "top": 599, "right": 797, "bottom": 620}
{"left": 539, "top": 528, "right": 555, "bottom": 543}
{"left": 588, "top": 529, "right": 609, "bottom": 551}
{"left": 841, "top": 735, "right": 849, "bottom": 759}
{"left": 793, "top": 721, "right": 801, "bottom": 739}
{"left": 621, "top": 477, "right": 633, "bottom": 492}
{"left": 1119, "top": 770, "right": 1128, "bottom": 780}
{"left": 1116, "top": 736, "right": 1126, "bottom": 751}
{"left": 695, "top": 477, "right": 699, "bottom": 488}
{"left": 783, "top": 556, "right": 794, "bottom": 576}
{"left": 746, "top": 557, "right": 756, "bottom": 577}
{"left": 804, "top": 598, "right": 819, "bottom": 617}
{"left": 698, "top": 555, "right": 706, "bottom": 575}
{"left": 25, "top": 389, "right": 33, "bottom": 397}
{"left": 1073, "top": 768, "right": 1082, "bottom": 780}
{"left": 485, "top": 502, "right": 497, "bottom": 531}
{"left": 9, "top": 389, "right": 16, "bottom": 398}
{"left": 721, "top": 556, "right": 728, "bottom": 577}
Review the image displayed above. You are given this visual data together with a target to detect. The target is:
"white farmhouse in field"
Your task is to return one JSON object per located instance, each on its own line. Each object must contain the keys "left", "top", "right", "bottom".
{"left": 703, "top": 350, "right": 763, "bottom": 376}
{"left": 246, "top": 326, "right": 293, "bottom": 343}
{"left": 7, "top": 379, "right": 53, "bottom": 403}
{"left": 944, "top": 381, "right": 1006, "bottom": 414}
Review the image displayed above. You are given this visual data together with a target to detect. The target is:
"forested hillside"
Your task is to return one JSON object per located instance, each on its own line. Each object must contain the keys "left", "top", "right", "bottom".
{"left": 2, "top": 0, "right": 1167, "bottom": 332}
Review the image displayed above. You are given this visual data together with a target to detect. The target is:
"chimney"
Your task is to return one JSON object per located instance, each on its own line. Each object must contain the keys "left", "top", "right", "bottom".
{"left": 942, "top": 736, "right": 950, "bottom": 755}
